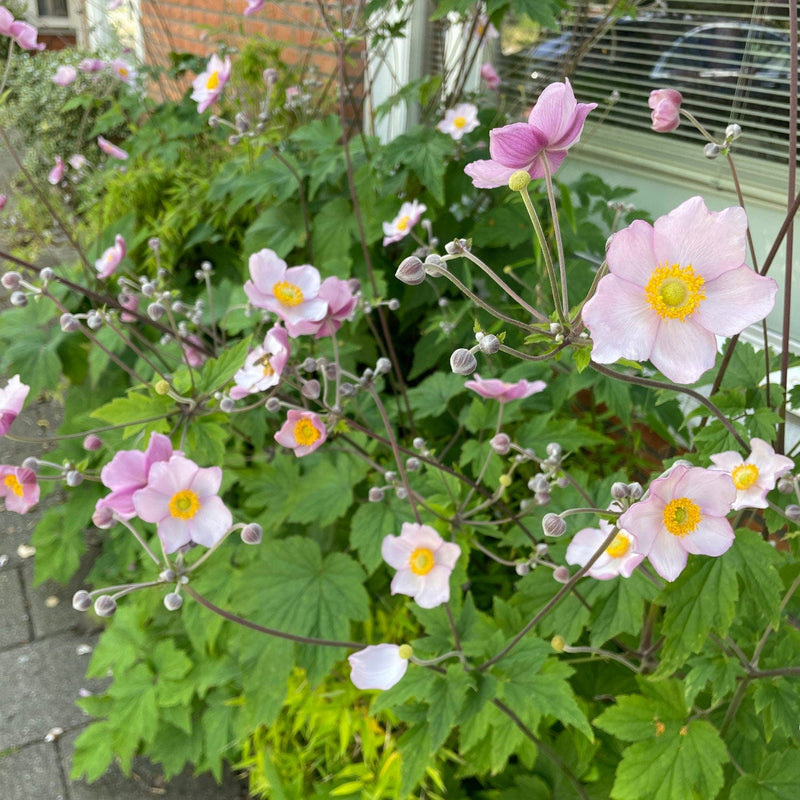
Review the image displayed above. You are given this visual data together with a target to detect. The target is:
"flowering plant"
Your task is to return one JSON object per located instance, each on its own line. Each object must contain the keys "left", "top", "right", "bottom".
{"left": 1, "top": 2, "right": 799, "bottom": 798}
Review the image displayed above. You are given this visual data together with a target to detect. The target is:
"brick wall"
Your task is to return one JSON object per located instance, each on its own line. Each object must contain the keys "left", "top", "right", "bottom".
{"left": 140, "top": 0, "right": 364, "bottom": 113}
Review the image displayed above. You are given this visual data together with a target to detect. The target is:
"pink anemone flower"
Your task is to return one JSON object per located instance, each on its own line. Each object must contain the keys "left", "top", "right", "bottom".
{"left": 582, "top": 196, "right": 778, "bottom": 384}
{"left": 191, "top": 54, "right": 232, "bottom": 113}
{"left": 95, "top": 234, "right": 126, "bottom": 278}
{"left": 181, "top": 334, "right": 207, "bottom": 368}
{"left": 565, "top": 519, "right": 644, "bottom": 580}
{"left": 649, "top": 89, "right": 682, "bottom": 133}
{"left": 1, "top": 8, "right": 45, "bottom": 51}
{"left": 619, "top": 464, "right": 736, "bottom": 582}
{"left": 348, "top": 644, "right": 411, "bottom": 691}
{"left": 382, "top": 200, "right": 426, "bottom": 246}
{"left": 709, "top": 437, "right": 794, "bottom": 510}
{"left": 381, "top": 523, "right": 461, "bottom": 609}
{"left": 286, "top": 276, "right": 357, "bottom": 338}
{"left": 437, "top": 103, "right": 479, "bottom": 141}
{"left": 78, "top": 58, "right": 106, "bottom": 73}
{"left": 0, "top": 375, "right": 30, "bottom": 436}
{"left": 480, "top": 62, "right": 501, "bottom": 91}
{"left": 464, "top": 374, "right": 546, "bottom": 402}
{"left": 0, "top": 193, "right": 7, "bottom": 210}
{"left": 48, "top": 156, "right": 65, "bottom": 185}
{"left": 133, "top": 455, "right": 232, "bottom": 553}
{"left": 274, "top": 410, "right": 327, "bottom": 457}
{"left": 244, "top": 0, "right": 266, "bottom": 14}
{"left": 465, "top": 79, "right": 596, "bottom": 188}
{"left": 109, "top": 58, "right": 135, "bottom": 84}
{"left": 96, "top": 431, "right": 174, "bottom": 521}
{"left": 53, "top": 65, "right": 78, "bottom": 86}
{"left": 0, "top": 465, "right": 40, "bottom": 513}
{"left": 230, "top": 326, "right": 290, "bottom": 398}
{"left": 244, "top": 249, "right": 328, "bottom": 329}
{"left": 97, "top": 136, "right": 129, "bottom": 160}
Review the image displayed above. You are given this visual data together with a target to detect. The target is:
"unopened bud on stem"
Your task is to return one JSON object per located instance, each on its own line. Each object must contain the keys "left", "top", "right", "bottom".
{"left": 542, "top": 513, "right": 566, "bottom": 537}
{"left": 450, "top": 348, "right": 477, "bottom": 375}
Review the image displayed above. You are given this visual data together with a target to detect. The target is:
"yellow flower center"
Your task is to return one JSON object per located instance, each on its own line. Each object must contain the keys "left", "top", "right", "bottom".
{"left": 293, "top": 418, "right": 321, "bottom": 446}
{"left": 731, "top": 463, "right": 759, "bottom": 490}
{"left": 4, "top": 474, "right": 23, "bottom": 497}
{"left": 119, "top": 67, "right": 129, "bottom": 77}
{"left": 606, "top": 531, "right": 631, "bottom": 558}
{"left": 644, "top": 263, "right": 706, "bottom": 321}
{"left": 168, "top": 489, "right": 201, "bottom": 520}
{"left": 396, "top": 215, "right": 410, "bottom": 232}
{"left": 273, "top": 281, "right": 304, "bottom": 307}
{"left": 453, "top": 115, "right": 467, "bottom": 129}
{"left": 206, "top": 70, "right": 219, "bottom": 90}
{"left": 662, "top": 497, "right": 701, "bottom": 537}
{"left": 409, "top": 547, "right": 435, "bottom": 576}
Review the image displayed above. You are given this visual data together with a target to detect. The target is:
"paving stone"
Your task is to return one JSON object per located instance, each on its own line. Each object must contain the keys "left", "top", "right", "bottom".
{"left": 61, "top": 728, "right": 247, "bottom": 800}
{"left": 0, "top": 567, "right": 30, "bottom": 648}
{"left": 0, "top": 741, "right": 66, "bottom": 800}
{"left": 0, "top": 632, "right": 103, "bottom": 751}
{"left": 22, "top": 560, "right": 99, "bottom": 640}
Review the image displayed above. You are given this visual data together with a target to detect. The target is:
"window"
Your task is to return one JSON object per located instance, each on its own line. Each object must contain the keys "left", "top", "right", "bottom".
{"left": 495, "top": 2, "right": 795, "bottom": 171}
{"left": 37, "top": 0, "right": 69, "bottom": 17}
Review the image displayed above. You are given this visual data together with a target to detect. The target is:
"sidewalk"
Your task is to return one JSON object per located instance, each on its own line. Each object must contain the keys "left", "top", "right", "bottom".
{"left": 0, "top": 387, "right": 248, "bottom": 800}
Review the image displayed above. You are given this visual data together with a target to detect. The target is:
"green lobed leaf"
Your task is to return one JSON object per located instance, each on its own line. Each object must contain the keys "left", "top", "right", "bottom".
{"left": 610, "top": 720, "right": 727, "bottom": 800}
{"left": 70, "top": 721, "right": 117, "bottom": 783}
{"left": 194, "top": 336, "right": 252, "bottom": 395}
{"left": 730, "top": 751, "right": 800, "bottom": 800}
{"left": 728, "top": 528, "right": 784, "bottom": 628}
{"left": 406, "top": 372, "right": 466, "bottom": 420}
{"left": 656, "top": 552, "right": 739, "bottom": 674}
{"left": 349, "top": 499, "right": 406, "bottom": 574}
{"left": 585, "top": 571, "right": 659, "bottom": 647}
{"left": 311, "top": 197, "right": 360, "bottom": 264}
{"left": 752, "top": 678, "right": 800, "bottom": 742}
{"left": 90, "top": 391, "right": 174, "bottom": 439}
{"left": 243, "top": 202, "right": 306, "bottom": 258}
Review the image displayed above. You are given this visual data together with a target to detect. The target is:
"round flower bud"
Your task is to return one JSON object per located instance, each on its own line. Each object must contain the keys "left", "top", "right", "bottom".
{"left": 340, "top": 382, "right": 356, "bottom": 397}
{"left": 528, "top": 474, "right": 548, "bottom": 493}
{"left": 92, "top": 506, "right": 116, "bottom": 529}
{"left": 375, "top": 358, "right": 392, "bottom": 375}
{"left": 59, "top": 314, "right": 81, "bottom": 333}
{"left": 395, "top": 487, "right": 408, "bottom": 500}
{"left": 228, "top": 134, "right": 241, "bottom": 146}
{"left": 10, "top": 291, "right": 28, "bottom": 307}
{"left": 450, "top": 348, "right": 477, "bottom": 376}
{"left": 154, "top": 379, "right": 171, "bottom": 395}
{"left": 546, "top": 443, "right": 562, "bottom": 460}
{"left": 72, "top": 590, "right": 93, "bottom": 612}
{"left": 159, "top": 569, "right": 177, "bottom": 582}
{"left": 147, "top": 302, "right": 166, "bottom": 320}
{"left": 477, "top": 334, "right": 501, "bottom": 355}
{"left": 22, "top": 457, "right": 40, "bottom": 473}
{"left": 301, "top": 379, "right": 321, "bottom": 399}
{"left": 542, "top": 513, "right": 566, "bottom": 537}
{"left": 1, "top": 271, "right": 21, "bottom": 289}
{"left": 141, "top": 282, "right": 156, "bottom": 297}
{"left": 368, "top": 486, "right": 385, "bottom": 503}
{"left": 40, "top": 267, "right": 55, "bottom": 282}
{"left": 534, "top": 490, "right": 551, "bottom": 506}
{"left": 704, "top": 142, "right": 720, "bottom": 159}
{"left": 263, "top": 67, "right": 278, "bottom": 85}
{"left": 725, "top": 123, "right": 742, "bottom": 140}
{"left": 235, "top": 112, "right": 250, "bottom": 133}
{"left": 384, "top": 471, "right": 396, "bottom": 482}
{"left": 553, "top": 566, "right": 570, "bottom": 584}
{"left": 406, "top": 457, "right": 421, "bottom": 472}
{"left": 515, "top": 562, "right": 530, "bottom": 576}
{"left": 412, "top": 437, "right": 426, "bottom": 450}
{"left": 786, "top": 504, "right": 800, "bottom": 522}
{"left": 83, "top": 434, "right": 102, "bottom": 451}
{"left": 395, "top": 255, "right": 426, "bottom": 285}
{"left": 94, "top": 595, "right": 117, "bottom": 617}
{"left": 508, "top": 170, "right": 532, "bottom": 192}
{"left": 627, "top": 482, "right": 644, "bottom": 500}
{"left": 148, "top": 237, "right": 161, "bottom": 251}
{"left": 86, "top": 311, "right": 103, "bottom": 330}
{"left": 777, "top": 476, "right": 795, "bottom": 494}
{"left": 387, "top": 298, "right": 400, "bottom": 311}
{"left": 551, "top": 635, "right": 566, "bottom": 652}
{"left": 65, "top": 470, "right": 83, "bottom": 487}
{"left": 265, "top": 397, "right": 281, "bottom": 412}
{"left": 241, "top": 523, "right": 263, "bottom": 545}
{"left": 610, "top": 481, "right": 630, "bottom": 500}
{"left": 396, "top": 643, "right": 413, "bottom": 660}
{"left": 163, "top": 592, "right": 183, "bottom": 611}
{"left": 302, "top": 357, "right": 318, "bottom": 372}
{"left": 499, "top": 474, "right": 512, "bottom": 488}
{"left": 535, "top": 542, "right": 548, "bottom": 557}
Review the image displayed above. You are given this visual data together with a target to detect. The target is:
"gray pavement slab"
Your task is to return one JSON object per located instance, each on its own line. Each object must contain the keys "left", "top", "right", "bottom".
{"left": 0, "top": 741, "right": 66, "bottom": 800}
{"left": 0, "top": 568, "right": 30, "bottom": 648}
{"left": 0, "top": 632, "right": 103, "bottom": 751}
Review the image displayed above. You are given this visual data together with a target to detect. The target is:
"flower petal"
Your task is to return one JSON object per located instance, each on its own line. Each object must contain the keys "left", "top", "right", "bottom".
{"left": 646, "top": 530, "right": 689, "bottom": 582}
{"left": 683, "top": 515, "right": 735, "bottom": 557}
{"left": 606, "top": 219, "right": 660, "bottom": 286}
{"left": 412, "top": 565, "right": 451, "bottom": 608}
{"left": 464, "top": 159, "right": 518, "bottom": 189}
{"left": 648, "top": 317, "right": 717, "bottom": 384}
{"left": 696, "top": 267, "right": 777, "bottom": 336}
{"left": 489, "top": 123, "right": 545, "bottom": 168}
